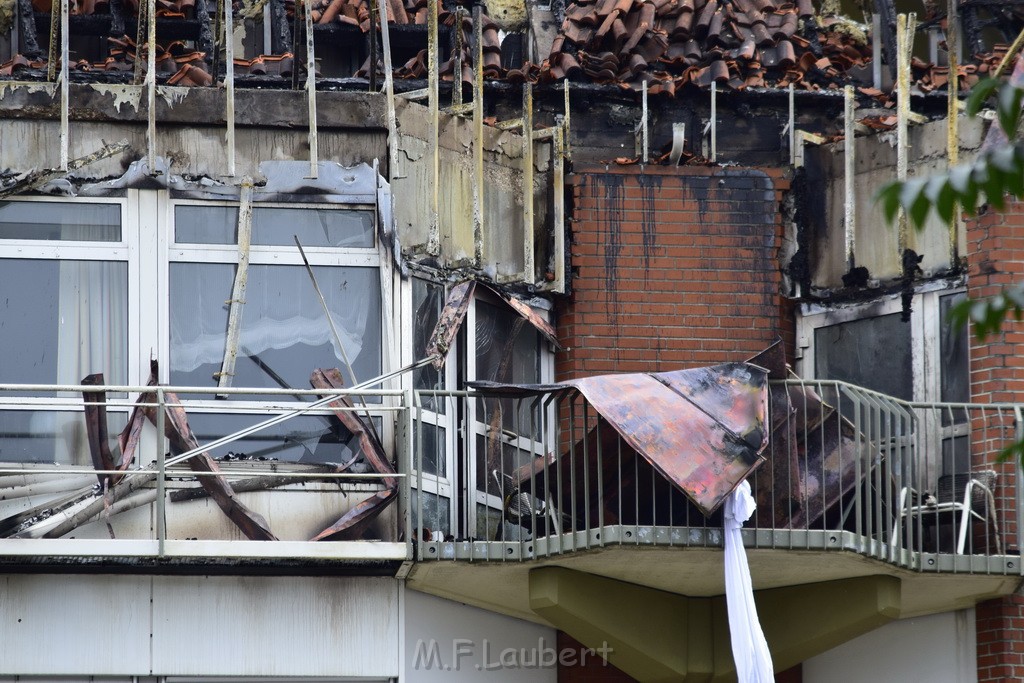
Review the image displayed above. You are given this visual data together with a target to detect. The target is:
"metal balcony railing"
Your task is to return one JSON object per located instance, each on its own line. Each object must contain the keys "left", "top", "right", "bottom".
{"left": 0, "top": 381, "right": 415, "bottom": 561}
{"left": 414, "top": 380, "right": 1024, "bottom": 576}
{"left": 0, "top": 377, "right": 1021, "bottom": 576}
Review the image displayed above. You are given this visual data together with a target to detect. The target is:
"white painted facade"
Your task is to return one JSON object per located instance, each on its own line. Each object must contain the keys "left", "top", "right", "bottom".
{"left": 803, "top": 609, "right": 977, "bottom": 683}
{"left": 0, "top": 575, "right": 556, "bottom": 682}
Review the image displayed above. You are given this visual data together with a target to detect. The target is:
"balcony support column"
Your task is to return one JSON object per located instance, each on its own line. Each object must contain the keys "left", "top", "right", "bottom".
{"left": 529, "top": 567, "right": 901, "bottom": 682}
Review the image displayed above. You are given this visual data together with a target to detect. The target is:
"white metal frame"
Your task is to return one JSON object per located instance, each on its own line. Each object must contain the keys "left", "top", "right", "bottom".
{"left": 0, "top": 192, "right": 392, "bottom": 466}
{"left": 797, "top": 285, "right": 967, "bottom": 404}
{"left": 463, "top": 289, "right": 555, "bottom": 537}
{"left": 0, "top": 196, "right": 136, "bottom": 437}
{"left": 798, "top": 284, "right": 969, "bottom": 488}
{"left": 163, "top": 196, "right": 390, "bottom": 460}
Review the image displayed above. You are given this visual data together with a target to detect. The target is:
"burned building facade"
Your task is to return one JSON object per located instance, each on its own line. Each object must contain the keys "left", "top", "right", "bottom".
{"left": 1, "top": 0, "right": 1024, "bottom": 680}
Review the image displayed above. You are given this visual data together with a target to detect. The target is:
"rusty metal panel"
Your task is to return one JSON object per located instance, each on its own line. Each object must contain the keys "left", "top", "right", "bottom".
{"left": 309, "top": 367, "right": 398, "bottom": 540}
{"left": 426, "top": 280, "right": 476, "bottom": 366}
{"left": 569, "top": 365, "right": 768, "bottom": 515}
{"left": 476, "top": 363, "right": 769, "bottom": 516}
{"left": 121, "top": 361, "right": 278, "bottom": 541}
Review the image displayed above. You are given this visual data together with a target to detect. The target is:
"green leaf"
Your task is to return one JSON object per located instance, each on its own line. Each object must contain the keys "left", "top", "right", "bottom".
{"left": 984, "top": 165, "right": 1007, "bottom": 210}
{"left": 966, "top": 77, "right": 1001, "bottom": 116}
{"left": 897, "top": 177, "right": 928, "bottom": 226}
{"left": 935, "top": 180, "right": 957, "bottom": 223}
{"left": 876, "top": 182, "right": 904, "bottom": 223}
{"left": 948, "top": 164, "right": 973, "bottom": 194}
{"left": 995, "top": 440, "right": 1024, "bottom": 466}
{"left": 909, "top": 190, "right": 931, "bottom": 228}
{"left": 990, "top": 145, "right": 1018, "bottom": 174}
{"left": 998, "top": 83, "right": 1024, "bottom": 139}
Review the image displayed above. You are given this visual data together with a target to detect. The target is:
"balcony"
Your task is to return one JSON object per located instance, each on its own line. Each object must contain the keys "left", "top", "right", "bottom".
{"left": 0, "top": 378, "right": 412, "bottom": 572}
{"left": 408, "top": 375, "right": 1024, "bottom": 666}
{"left": 0, "top": 373, "right": 1020, "bottom": 617}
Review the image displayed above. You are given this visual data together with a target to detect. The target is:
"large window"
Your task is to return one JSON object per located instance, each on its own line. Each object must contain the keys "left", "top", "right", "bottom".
{"left": 0, "top": 200, "right": 130, "bottom": 463}
{"left": 167, "top": 201, "right": 383, "bottom": 466}
{"left": 0, "top": 194, "right": 384, "bottom": 467}
{"left": 408, "top": 279, "right": 554, "bottom": 541}
{"left": 799, "top": 288, "right": 970, "bottom": 481}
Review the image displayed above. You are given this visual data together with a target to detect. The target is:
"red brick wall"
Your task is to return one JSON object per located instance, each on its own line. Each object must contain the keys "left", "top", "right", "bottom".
{"left": 554, "top": 165, "right": 796, "bottom": 681}
{"left": 556, "top": 165, "right": 793, "bottom": 381}
{"left": 966, "top": 199, "right": 1024, "bottom": 683}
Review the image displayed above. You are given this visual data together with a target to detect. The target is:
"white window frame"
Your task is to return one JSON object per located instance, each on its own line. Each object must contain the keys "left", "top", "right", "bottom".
{"left": 0, "top": 191, "right": 392, "bottom": 469}
{"left": 160, "top": 195, "right": 390, "bottom": 464}
{"left": 403, "top": 279, "right": 556, "bottom": 540}
{"left": 797, "top": 283, "right": 970, "bottom": 485}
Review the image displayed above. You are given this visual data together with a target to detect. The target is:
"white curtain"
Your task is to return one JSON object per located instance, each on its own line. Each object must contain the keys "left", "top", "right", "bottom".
{"left": 170, "top": 263, "right": 376, "bottom": 377}
{"left": 51, "top": 261, "right": 127, "bottom": 464}
{"left": 724, "top": 480, "right": 774, "bottom": 682}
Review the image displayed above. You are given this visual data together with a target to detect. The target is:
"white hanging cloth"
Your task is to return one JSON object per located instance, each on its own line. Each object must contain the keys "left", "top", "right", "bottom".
{"left": 724, "top": 480, "right": 774, "bottom": 682}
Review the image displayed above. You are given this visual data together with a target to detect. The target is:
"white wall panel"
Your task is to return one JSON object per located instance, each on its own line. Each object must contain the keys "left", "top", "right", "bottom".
{"left": 803, "top": 609, "right": 976, "bottom": 683}
{"left": 0, "top": 575, "right": 152, "bottom": 674}
{"left": 403, "top": 588, "right": 557, "bottom": 683}
{"left": 151, "top": 576, "right": 399, "bottom": 678}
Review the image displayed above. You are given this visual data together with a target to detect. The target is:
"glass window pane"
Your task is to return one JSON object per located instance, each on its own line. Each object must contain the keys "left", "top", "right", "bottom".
{"left": 184, "top": 412, "right": 380, "bottom": 466}
{"left": 0, "top": 409, "right": 127, "bottom": 465}
{"left": 416, "top": 422, "right": 446, "bottom": 478}
{"left": 174, "top": 206, "right": 237, "bottom": 244}
{"left": 475, "top": 301, "right": 543, "bottom": 437}
{"left": 412, "top": 489, "right": 451, "bottom": 537}
{"left": 814, "top": 313, "right": 913, "bottom": 401}
{"left": 940, "top": 292, "right": 970, "bottom": 405}
{"left": 475, "top": 433, "right": 537, "bottom": 497}
{"left": 169, "top": 263, "right": 382, "bottom": 397}
{"left": 475, "top": 301, "right": 542, "bottom": 385}
{"left": 174, "top": 206, "right": 375, "bottom": 248}
{"left": 0, "top": 259, "right": 128, "bottom": 387}
{"left": 0, "top": 202, "right": 121, "bottom": 241}
{"left": 412, "top": 278, "right": 445, "bottom": 413}
{"left": 253, "top": 207, "right": 374, "bottom": 248}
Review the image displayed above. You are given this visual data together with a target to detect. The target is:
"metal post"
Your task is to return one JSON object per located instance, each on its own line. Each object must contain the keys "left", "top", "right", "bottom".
{"left": 452, "top": 8, "right": 463, "bottom": 109}
{"left": 641, "top": 81, "right": 648, "bottom": 164}
{"left": 304, "top": 0, "right": 318, "bottom": 179}
{"left": 896, "top": 13, "right": 913, "bottom": 254}
{"left": 59, "top": 0, "right": 68, "bottom": 171}
{"left": 563, "top": 82, "right": 571, "bottom": 160}
{"left": 1015, "top": 406, "right": 1023, "bottom": 565}
{"left": 155, "top": 387, "right": 166, "bottom": 556}
{"left": 225, "top": 0, "right": 236, "bottom": 177}
{"left": 426, "top": 0, "right": 440, "bottom": 255}
{"left": 472, "top": 4, "right": 484, "bottom": 266}
{"left": 368, "top": 0, "right": 377, "bottom": 92}
{"left": 710, "top": 81, "right": 717, "bottom": 162}
{"left": 552, "top": 123, "right": 565, "bottom": 293}
{"left": 788, "top": 83, "right": 795, "bottom": 165}
{"left": 872, "top": 13, "right": 882, "bottom": 90}
{"left": 378, "top": 0, "right": 397, "bottom": 182}
{"left": 263, "top": 0, "right": 272, "bottom": 54}
{"left": 844, "top": 85, "right": 856, "bottom": 271}
{"left": 404, "top": 388, "right": 415, "bottom": 560}
{"left": 947, "top": 0, "right": 959, "bottom": 265}
{"left": 146, "top": 0, "right": 157, "bottom": 171}
{"left": 522, "top": 82, "right": 534, "bottom": 284}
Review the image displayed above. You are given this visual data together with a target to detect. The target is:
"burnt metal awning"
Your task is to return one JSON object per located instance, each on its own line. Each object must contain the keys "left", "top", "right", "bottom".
{"left": 471, "top": 362, "right": 769, "bottom": 516}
